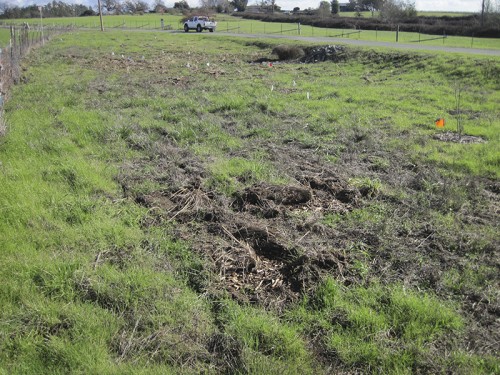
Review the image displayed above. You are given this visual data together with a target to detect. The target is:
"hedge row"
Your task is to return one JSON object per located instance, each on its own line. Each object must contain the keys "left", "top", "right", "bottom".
{"left": 235, "top": 13, "right": 500, "bottom": 38}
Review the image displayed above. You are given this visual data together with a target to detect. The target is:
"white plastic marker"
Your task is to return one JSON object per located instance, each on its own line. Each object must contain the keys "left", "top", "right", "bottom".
{"left": 307, "top": 92, "right": 310, "bottom": 100}
{"left": 293, "top": 80, "right": 296, "bottom": 86}
{"left": 271, "top": 85, "right": 274, "bottom": 92}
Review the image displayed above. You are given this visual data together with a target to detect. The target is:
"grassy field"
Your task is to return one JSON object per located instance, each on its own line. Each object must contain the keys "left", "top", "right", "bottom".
{"left": 2, "top": 14, "right": 500, "bottom": 50}
{"left": 0, "top": 28, "right": 11, "bottom": 45}
{"left": 0, "top": 29, "right": 499, "bottom": 374}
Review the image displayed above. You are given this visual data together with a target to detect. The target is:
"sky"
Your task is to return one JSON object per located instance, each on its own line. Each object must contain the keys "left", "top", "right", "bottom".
{"left": 6, "top": 0, "right": 484, "bottom": 13}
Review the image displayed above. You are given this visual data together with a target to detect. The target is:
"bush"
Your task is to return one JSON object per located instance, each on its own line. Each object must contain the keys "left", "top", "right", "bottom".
{"left": 271, "top": 45, "right": 305, "bottom": 60}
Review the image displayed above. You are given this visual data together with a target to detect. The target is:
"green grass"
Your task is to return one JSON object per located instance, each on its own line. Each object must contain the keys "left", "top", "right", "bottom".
{"left": 0, "top": 29, "right": 499, "bottom": 373}
{"left": 0, "top": 28, "right": 11, "bottom": 45}
{"left": 287, "top": 278, "right": 464, "bottom": 372}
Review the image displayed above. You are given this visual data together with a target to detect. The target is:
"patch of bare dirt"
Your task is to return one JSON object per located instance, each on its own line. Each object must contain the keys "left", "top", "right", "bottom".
{"left": 434, "top": 131, "right": 486, "bottom": 144}
{"left": 119, "top": 133, "right": 359, "bottom": 310}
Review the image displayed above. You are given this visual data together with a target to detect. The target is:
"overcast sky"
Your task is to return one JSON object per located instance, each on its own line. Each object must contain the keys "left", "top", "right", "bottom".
{"left": 7, "top": 0, "right": 484, "bottom": 13}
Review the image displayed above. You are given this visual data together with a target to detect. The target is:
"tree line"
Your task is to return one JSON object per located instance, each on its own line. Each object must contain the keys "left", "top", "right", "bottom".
{"left": 0, "top": 1, "right": 95, "bottom": 19}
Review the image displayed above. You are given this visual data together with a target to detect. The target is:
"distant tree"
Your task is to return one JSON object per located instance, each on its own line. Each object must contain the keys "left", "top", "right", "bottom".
{"left": 271, "top": 0, "right": 277, "bottom": 12}
{"left": 80, "top": 8, "right": 95, "bottom": 16}
{"left": 346, "top": 0, "right": 358, "bottom": 11}
{"left": 0, "top": 4, "right": 21, "bottom": 18}
{"left": 136, "top": 0, "right": 149, "bottom": 12}
{"left": 231, "top": 0, "right": 248, "bottom": 11}
{"left": 260, "top": 0, "right": 279, "bottom": 13}
{"left": 0, "top": 1, "right": 13, "bottom": 15}
{"left": 200, "top": 0, "right": 215, "bottom": 9}
{"left": 103, "top": 0, "right": 120, "bottom": 14}
{"left": 331, "top": 0, "right": 339, "bottom": 14}
{"left": 292, "top": 6, "right": 300, "bottom": 13}
{"left": 318, "top": 0, "right": 331, "bottom": 17}
{"left": 215, "top": 0, "right": 230, "bottom": 12}
{"left": 153, "top": 0, "right": 166, "bottom": 13}
{"left": 379, "top": 0, "right": 416, "bottom": 21}
{"left": 0, "top": 0, "right": 94, "bottom": 18}
{"left": 174, "top": 0, "right": 190, "bottom": 10}
{"left": 123, "top": 0, "right": 148, "bottom": 13}
{"left": 123, "top": 0, "right": 134, "bottom": 12}
{"left": 361, "top": 0, "right": 386, "bottom": 14}
{"left": 481, "top": 0, "right": 500, "bottom": 27}
{"left": 304, "top": 7, "right": 315, "bottom": 15}
{"left": 481, "top": 0, "right": 491, "bottom": 26}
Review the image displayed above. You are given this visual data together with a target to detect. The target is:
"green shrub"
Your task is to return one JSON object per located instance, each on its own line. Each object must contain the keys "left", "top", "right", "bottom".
{"left": 272, "top": 45, "right": 305, "bottom": 60}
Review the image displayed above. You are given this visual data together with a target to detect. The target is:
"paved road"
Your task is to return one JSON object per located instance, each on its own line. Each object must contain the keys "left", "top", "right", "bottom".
{"left": 184, "top": 31, "right": 500, "bottom": 57}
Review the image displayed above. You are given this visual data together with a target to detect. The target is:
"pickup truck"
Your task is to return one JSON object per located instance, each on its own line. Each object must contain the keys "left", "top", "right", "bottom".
{"left": 183, "top": 16, "right": 217, "bottom": 33}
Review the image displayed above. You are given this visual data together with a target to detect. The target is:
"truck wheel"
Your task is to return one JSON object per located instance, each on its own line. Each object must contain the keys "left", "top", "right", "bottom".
{"left": 209, "top": 28, "right": 214, "bottom": 32}
{"left": 184, "top": 24, "right": 189, "bottom": 32}
{"left": 196, "top": 24, "right": 202, "bottom": 32}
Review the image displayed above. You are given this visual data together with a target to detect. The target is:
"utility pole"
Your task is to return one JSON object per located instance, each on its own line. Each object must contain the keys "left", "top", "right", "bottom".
{"left": 97, "top": 0, "right": 104, "bottom": 31}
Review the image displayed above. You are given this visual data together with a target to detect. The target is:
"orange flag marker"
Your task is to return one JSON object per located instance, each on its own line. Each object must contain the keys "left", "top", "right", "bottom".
{"left": 435, "top": 118, "right": 445, "bottom": 128}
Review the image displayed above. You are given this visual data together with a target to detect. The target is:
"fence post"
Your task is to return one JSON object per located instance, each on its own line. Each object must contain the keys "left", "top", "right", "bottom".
{"left": 396, "top": 25, "right": 399, "bottom": 42}
{"left": 10, "top": 26, "right": 14, "bottom": 81}
{"left": 471, "top": 33, "right": 474, "bottom": 48}
{"left": 375, "top": 28, "right": 377, "bottom": 41}
{"left": 298, "top": 22, "right": 301, "bottom": 35}
{"left": 281, "top": 23, "right": 282, "bottom": 34}
{"left": 443, "top": 30, "right": 446, "bottom": 44}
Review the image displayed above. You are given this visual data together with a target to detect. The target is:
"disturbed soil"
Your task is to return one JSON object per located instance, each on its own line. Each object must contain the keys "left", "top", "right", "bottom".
{"left": 434, "top": 131, "right": 486, "bottom": 144}
{"left": 112, "top": 46, "right": 499, "bottom": 359}
{"left": 119, "top": 127, "right": 499, "bottom": 357}
{"left": 124, "top": 135, "right": 359, "bottom": 310}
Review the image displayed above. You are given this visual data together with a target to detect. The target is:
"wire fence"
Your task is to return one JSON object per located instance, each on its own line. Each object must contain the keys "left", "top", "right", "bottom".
{"left": 0, "top": 19, "right": 491, "bottom": 50}
{"left": 0, "top": 25, "right": 69, "bottom": 135}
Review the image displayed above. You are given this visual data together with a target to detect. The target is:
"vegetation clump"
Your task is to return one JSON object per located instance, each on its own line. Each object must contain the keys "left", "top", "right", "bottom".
{"left": 271, "top": 44, "right": 305, "bottom": 60}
